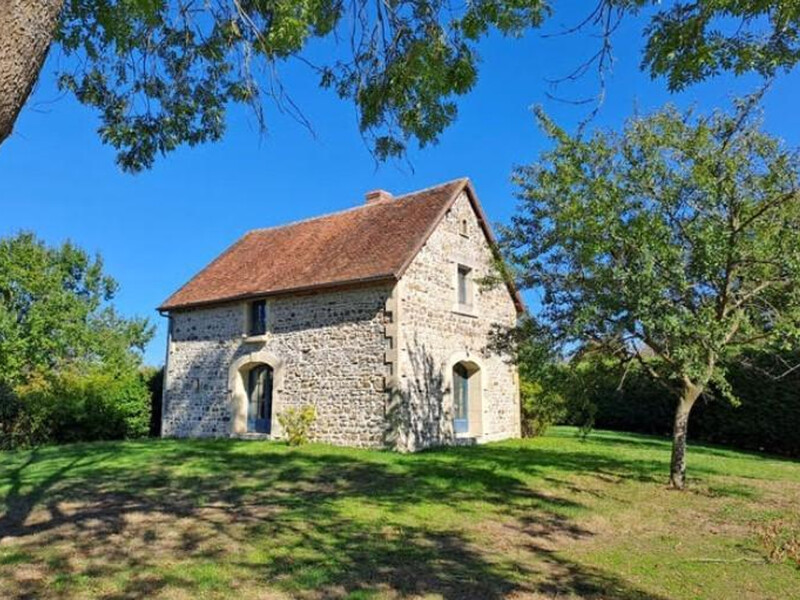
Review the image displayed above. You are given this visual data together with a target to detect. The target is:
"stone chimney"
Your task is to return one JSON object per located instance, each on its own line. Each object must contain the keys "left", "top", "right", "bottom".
{"left": 365, "top": 189, "right": 393, "bottom": 204}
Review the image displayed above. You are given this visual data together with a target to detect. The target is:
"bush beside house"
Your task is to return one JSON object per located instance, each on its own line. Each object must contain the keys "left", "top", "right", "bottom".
{"left": 0, "top": 368, "right": 153, "bottom": 449}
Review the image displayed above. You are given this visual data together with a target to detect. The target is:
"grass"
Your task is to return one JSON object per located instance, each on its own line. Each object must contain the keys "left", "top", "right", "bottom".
{"left": 0, "top": 427, "right": 798, "bottom": 599}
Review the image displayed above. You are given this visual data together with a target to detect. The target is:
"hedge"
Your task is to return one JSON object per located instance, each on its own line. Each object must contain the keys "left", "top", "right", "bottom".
{"left": 0, "top": 368, "right": 153, "bottom": 450}
{"left": 569, "top": 351, "right": 800, "bottom": 457}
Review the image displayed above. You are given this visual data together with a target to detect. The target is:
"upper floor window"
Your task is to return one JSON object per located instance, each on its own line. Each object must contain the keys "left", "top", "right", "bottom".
{"left": 248, "top": 299, "right": 267, "bottom": 336}
{"left": 459, "top": 218, "right": 469, "bottom": 237}
{"left": 457, "top": 265, "right": 472, "bottom": 306}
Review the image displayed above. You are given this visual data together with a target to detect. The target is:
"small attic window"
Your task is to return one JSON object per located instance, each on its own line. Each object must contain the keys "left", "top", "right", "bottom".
{"left": 459, "top": 218, "right": 469, "bottom": 237}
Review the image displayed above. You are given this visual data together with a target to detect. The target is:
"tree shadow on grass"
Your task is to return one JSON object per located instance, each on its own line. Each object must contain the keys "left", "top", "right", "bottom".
{"left": 424, "top": 442, "right": 669, "bottom": 485}
{"left": 566, "top": 428, "right": 800, "bottom": 465}
{"left": 446, "top": 432, "right": 772, "bottom": 488}
{"left": 0, "top": 440, "right": 671, "bottom": 600}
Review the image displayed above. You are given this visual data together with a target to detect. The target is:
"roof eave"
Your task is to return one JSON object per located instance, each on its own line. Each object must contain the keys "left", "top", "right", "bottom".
{"left": 157, "top": 273, "right": 398, "bottom": 313}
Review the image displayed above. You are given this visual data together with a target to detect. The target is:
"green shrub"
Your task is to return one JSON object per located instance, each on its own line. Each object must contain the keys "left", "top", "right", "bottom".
{"left": 1, "top": 368, "right": 151, "bottom": 449}
{"left": 520, "top": 378, "right": 566, "bottom": 437}
{"left": 0, "top": 382, "right": 29, "bottom": 450}
{"left": 278, "top": 405, "right": 317, "bottom": 446}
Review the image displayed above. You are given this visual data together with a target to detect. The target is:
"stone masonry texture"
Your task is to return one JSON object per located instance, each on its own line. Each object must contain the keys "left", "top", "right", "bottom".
{"left": 163, "top": 286, "right": 391, "bottom": 447}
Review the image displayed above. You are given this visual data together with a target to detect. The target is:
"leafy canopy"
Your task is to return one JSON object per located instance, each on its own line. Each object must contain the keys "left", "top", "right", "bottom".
{"left": 55, "top": 0, "right": 547, "bottom": 171}
{"left": 0, "top": 232, "right": 153, "bottom": 386}
{"left": 51, "top": 0, "right": 800, "bottom": 171}
{"left": 632, "top": 0, "right": 800, "bottom": 91}
{"left": 503, "top": 98, "right": 800, "bottom": 399}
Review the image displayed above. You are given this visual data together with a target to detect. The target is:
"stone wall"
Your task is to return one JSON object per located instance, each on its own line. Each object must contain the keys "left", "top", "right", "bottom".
{"left": 162, "top": 285, "right": 392, "bottom": 447}
{"left": 393, "top": 191, "right": 521, "bottom": 450}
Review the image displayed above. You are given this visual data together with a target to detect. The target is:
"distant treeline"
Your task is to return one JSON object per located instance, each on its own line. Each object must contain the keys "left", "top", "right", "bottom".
{"left": 553, "top": 350, "right": 800, "bottom": 457}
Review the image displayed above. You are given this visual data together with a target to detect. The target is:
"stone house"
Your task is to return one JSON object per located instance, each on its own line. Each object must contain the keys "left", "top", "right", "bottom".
{"left": 158, "top": 178, "right": 524, "bottom": 451}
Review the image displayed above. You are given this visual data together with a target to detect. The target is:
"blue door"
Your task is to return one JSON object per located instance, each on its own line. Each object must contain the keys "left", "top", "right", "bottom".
{"left": 453, "top": 363, "right": 469, "bottom": 434}
{"left": 247, "top": 365, "right": 273, "bottom": 434}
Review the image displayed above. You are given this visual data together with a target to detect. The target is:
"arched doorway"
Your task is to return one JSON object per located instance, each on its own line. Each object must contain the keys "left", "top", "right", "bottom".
{"left": 450, "top": 358, "right": 482, "bottom": 437}
{"left": 228, "top": 350, "right": 284, "bottom": 436}
{"left": 246, "top": 364, "right": 273, "bottom": 434}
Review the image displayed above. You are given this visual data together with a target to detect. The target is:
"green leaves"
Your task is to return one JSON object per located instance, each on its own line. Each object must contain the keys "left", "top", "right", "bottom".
{"left": 52, "top": 0, "right": 549, "bottom": 171}
{"left": 45, "top": 1, "right": 800, "bottom": 171}
{"left": 0, "top": 233, "right": 154, "bottom": 449}
{"left": 0, "top": 233, "right": 153, "bottom": 386}
{"left": 506, "top": 98, "right": 800, "bottom": 397}
{"left": 636, "top": 0, "right": 800, "bottom": 90}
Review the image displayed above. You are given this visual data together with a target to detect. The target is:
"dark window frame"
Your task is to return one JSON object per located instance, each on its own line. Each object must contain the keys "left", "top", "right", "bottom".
{"left": 248, "top": 299, "right": 267, "bottom": 336}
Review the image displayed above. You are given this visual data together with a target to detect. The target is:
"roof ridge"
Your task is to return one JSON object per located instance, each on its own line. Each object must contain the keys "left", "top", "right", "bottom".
{"left": 392, "top": 176, "right": 468, "bottom": 200}
{"left": 245, "top": 177, "right": 469, "bottom": 237}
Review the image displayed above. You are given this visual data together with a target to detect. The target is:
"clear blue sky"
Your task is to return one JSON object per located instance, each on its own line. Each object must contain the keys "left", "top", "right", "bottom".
{"left": 2, "top": 11, "right": 799, "bottom": 366}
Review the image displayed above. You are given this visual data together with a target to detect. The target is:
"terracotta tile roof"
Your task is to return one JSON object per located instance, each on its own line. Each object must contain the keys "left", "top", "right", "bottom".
{"left": 158, "top": 178, "right": 524, "bottom": 312}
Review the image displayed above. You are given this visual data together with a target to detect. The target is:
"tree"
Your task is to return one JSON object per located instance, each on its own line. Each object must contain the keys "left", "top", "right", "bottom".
{"left": 3, "top": 1, "right": 800, "bottom": 172}
{"left": 0, "top": 232, "right": 153, "bottom": 387}
{"left": 502, "top": 98, "right": 800, "bottom": 489}
{"left": 0, "top": 232, "right": 154, "bottom": 448}
{"left": 0, "top": 1, "right": 64, "bottom": 147}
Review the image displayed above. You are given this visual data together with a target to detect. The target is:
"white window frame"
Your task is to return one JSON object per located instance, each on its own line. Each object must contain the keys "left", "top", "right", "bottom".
{"left": 452, "top": 262, "right": 478, "bottom": 316}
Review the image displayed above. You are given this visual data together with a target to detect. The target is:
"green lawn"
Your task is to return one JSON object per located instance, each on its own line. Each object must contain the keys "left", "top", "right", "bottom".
{"left": 0, "top": 428, "right": 798, "bottom": 599}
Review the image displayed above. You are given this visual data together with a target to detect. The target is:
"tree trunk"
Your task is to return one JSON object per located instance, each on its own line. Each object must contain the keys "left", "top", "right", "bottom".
{"left": 0, "top": 0, "right": 64, "bottom": 146}
{"left": 669, "top": 381, "right": 702, "bottom": 490}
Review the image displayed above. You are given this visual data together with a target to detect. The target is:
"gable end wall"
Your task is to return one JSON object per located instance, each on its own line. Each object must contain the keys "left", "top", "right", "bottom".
{"left": 393, "top": 191, "right": 521, "bottom": 450}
